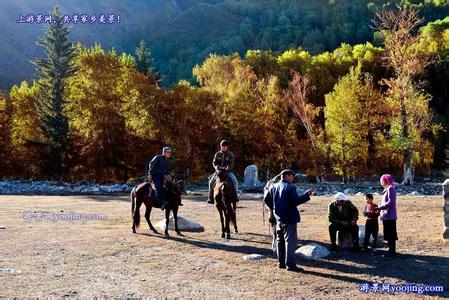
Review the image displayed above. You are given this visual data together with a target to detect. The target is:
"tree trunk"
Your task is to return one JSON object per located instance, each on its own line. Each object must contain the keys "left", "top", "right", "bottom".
{"left": 400, "top": 98, "right": 413, "bottom": 185}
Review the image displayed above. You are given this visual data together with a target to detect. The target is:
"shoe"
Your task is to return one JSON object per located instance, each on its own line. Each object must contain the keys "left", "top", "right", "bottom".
{"left": 179, "top": 203, "right": 184, "bottom": 206}
{"left": 207, "top": 199, "right": 214, "bottom": 204}
{"left": 286, "top": 265, "right": 303, "bottom": 272}
{"left": 278, "top": 264, "right": 286, "bottom": 269}
{"left": 329, "top": 245, "right": 338, "bottom": 251}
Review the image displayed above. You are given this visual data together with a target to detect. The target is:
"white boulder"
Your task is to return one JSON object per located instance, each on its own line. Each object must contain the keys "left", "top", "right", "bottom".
{"left": 242, "top": 254, "right": 266, "bottom": 261}
{"left": 295, "top": 243, "right": 330, "bottom": 259}
{"left": 155, "top": 216, "right": 204, "bottom": 232}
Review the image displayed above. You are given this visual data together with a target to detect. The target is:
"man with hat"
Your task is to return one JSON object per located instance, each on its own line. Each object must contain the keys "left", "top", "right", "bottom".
{"left": 328, "top": 192, "right": 360, "bottom": 251}
{"left": 207, "top": 140, "right": 239, "bottom": 204}
{"left": 264, "top": 169, "right": 314, "bottom": 271}
{"left": 148, "top": 147, "right": 173, "bottom": 210}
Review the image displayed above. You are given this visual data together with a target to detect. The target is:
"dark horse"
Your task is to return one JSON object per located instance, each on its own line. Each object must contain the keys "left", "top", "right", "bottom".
{"left": 214, "top": 169, "right": 238, "bottom": 239}
{"left": 131, "top": 180, "right": 183, "bottom": 236}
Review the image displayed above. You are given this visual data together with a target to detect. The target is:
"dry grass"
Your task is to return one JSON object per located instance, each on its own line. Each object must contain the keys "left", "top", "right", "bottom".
{"left": 0, "top": 193, "right": 448, "bottom": 298}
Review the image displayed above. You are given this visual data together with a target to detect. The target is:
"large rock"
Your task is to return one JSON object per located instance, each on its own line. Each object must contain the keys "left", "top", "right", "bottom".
{"left": 295, "top": 243, "right": 330, "bottom": 259}
{"left": 294, "top": 173, "right": 309, "bottom": 184}
{"left": 243, "top": 165, "right": 261, "bottom": 188}
{"left": 155, "top": 216, "right": 204, "bottom": 232}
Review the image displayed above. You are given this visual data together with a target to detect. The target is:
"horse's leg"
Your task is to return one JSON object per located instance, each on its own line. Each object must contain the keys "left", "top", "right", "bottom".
{"left": 225, "top": 207, "right": 231, "bottom": 240}
{"left": 232, "top": 201, "right": 238, "bottom": 234}
{"left": 144, "top": 202, "right": 158, "bottom": 234}
{"left": 218, "top": 206, "right": 225, "bottom": 239}
{"left": 165, "top": 208, "right": 170, "bottom": 236}
{"left": 173, "top": 206, "right": 181, "bottom": 235}
{"left": 132, "top": 190, "right": 143, "bottom": 234}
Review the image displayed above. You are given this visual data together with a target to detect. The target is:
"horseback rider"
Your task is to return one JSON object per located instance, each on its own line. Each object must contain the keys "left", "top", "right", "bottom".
{"left": 148, "top": 146, "right": 174, "bottom": 210}
{"left": 207, "top": 140, "right": 239, "bottom": 204}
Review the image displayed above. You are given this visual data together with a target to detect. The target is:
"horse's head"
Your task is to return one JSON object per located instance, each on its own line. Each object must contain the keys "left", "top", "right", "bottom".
{"left": 215, "top": 170, "right": 233, "bottom": 200}
{"left": 166, "top": 180, "right": 183, "bottom": 206}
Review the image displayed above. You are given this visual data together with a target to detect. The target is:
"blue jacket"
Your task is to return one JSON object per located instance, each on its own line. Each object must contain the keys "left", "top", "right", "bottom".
{"left": 148, "top": 155, "right": 170, "bottom": 177}
{"left": 264, "top": 180, "right": 310, "bottom": 224}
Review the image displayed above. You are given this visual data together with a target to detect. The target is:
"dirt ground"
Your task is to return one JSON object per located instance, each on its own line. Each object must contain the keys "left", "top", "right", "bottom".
{"left": 0, "top": 193, "right": 448, "bottom": 298}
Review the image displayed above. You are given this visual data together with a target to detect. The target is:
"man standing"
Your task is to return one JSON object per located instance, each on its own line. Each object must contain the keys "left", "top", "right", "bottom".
{"left": 207, "top": 140, "right": 239, "bottom": 204}
{"left": 148, "top": 147, "right": 172, "bottom": 210}
{"left": 264, "top": 169, "right": 314, "bottom": 271}
{"left": 328, "top": 192, "right": 360, "bottom": 251}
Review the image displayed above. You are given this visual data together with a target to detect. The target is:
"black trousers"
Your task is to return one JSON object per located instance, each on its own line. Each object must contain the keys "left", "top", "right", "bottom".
{"left": 363, "top": 219, "right": 379, "bottom": 248}
{"left": 329, "top": 223, "right": 359, "bottom": 247}
{"left": 383, "top": 219, "right": 398, "bottom": 253}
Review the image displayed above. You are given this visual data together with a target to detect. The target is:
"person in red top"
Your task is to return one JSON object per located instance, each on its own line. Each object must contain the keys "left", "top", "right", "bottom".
{"left": 363, "top": 193, "right": 380, "bottom": 250}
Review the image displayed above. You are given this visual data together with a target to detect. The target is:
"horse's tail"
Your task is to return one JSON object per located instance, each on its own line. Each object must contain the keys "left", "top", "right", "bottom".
{"left": 229, "top": 201, "right": 237, "bottom": 227}
{"left": 131, "top": 186, "right": 141, "bottom": 228}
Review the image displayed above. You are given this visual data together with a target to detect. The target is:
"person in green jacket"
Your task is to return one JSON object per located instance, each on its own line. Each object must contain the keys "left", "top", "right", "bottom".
{"left": 328, "top": 192, "right": 360, "bottom": 251}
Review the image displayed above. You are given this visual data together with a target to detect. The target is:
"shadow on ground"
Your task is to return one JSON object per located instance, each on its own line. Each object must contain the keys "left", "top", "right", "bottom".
{"left": 138, "top": 232, "right": 449, "bottom": 297}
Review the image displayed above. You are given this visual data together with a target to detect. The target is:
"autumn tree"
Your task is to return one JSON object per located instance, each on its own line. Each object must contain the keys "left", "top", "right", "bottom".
{"left": 325, "top": 67, "right": 386, "bottom": 182}
{"left": 285, "top": 73, "right": 325, "bottom": 182}
{"left": 9, "top": 82, "right": 46, "bottom": 178}
{"left": 33, "top": 7, "right": 77, "bottom": 181}
{"left": 375, "top": 5, "right": 437, "bottom": 184}
{"left": 193, "top": 54, "right": 294, "bottom": 176}
{"left": 0, "top": 92, "right": 12, "bottom": 177}
{"left": 66, "top": 45, "right": 149, "bottom": 181}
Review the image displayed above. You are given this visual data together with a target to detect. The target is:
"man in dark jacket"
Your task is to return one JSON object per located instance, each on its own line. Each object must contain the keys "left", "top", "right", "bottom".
{"left": 148, "top": 147, "right": 172, "bottom": 210}
{"left": 207, "top": 140, "right": 238, "bottom": 204}
{"left": 264, "top": 169, "right": 314, "bottom": 271}
{"left": 328, "top": 192, "right": 360, "bottom": 251}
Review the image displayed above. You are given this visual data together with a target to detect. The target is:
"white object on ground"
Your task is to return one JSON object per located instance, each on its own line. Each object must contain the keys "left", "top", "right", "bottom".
{"left": 0, "top": 268, "right": 22, "bottom": 274}
{"left": 155, "top": 216, "right": 204, "bottom": 232}
{"left": 358, "top": 224, "right": 383, "bottom": 242}
{"left": 242, "top": 254, "right": 266, "bottom": 261}
{"left": 295, "top": 243, "right": 330, "bottom": 259}
{"left": 0, "top": 225, "right": 6, "bottom": 229}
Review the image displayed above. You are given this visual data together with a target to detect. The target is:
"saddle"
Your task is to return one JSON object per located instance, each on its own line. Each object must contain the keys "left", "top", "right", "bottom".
{"left": 134, "top": 181, "right": 163, "bottom": 208}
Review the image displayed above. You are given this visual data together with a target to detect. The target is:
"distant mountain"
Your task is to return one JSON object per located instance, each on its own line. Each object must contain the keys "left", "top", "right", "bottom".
{"left": 0, "top": 0, "right": 448, "bottom": 89}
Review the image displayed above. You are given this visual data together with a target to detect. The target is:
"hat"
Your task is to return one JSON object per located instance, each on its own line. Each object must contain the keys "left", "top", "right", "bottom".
{"left": 162, "top": 147, "right": 172, "bottom": 153}
{"left": 334, "top": 192, "right": 348, "bottom": 201}
{"left": 280, "top": 169, "right": 295, "bottom": 177}
{"left": 220, "top": 140, "right": 230, "bottom": 147}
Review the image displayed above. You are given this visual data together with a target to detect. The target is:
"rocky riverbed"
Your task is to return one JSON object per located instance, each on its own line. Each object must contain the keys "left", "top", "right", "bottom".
{"left": 0, "top": 179, "right": 445, "bottom": 196}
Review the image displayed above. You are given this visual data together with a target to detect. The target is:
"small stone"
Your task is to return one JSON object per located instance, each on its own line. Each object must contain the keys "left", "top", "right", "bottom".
{"left": 0, "top": 268, "right": 22, "bottom": 274}
{"left": 242, "top": 254, "right": 266, "bottom": 261}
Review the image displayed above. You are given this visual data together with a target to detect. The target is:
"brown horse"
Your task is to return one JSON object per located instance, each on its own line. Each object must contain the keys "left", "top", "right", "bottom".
{"left": 214, "top": 170, "right": 238, "bottom": 239}
{"left": 131, "top": 180, "right": 183, "bottom": 236}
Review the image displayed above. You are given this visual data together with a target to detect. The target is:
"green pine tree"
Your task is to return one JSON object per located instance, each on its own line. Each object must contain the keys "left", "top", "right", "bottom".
{"left": 32, "top": 6, "right": 76, "bottom": 182}
{"left": 135, "top": 39, "right": 160, "bottom": 83}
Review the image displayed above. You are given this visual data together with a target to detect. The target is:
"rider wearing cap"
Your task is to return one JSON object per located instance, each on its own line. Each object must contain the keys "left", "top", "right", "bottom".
{"left": 148, "top": 147, "right": 172, "bottom": 210}
{"left": 207, "top": 140, "right": 239, "bottom": 204}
